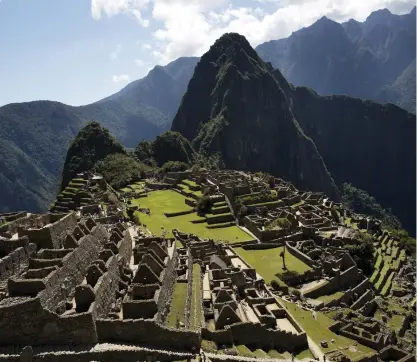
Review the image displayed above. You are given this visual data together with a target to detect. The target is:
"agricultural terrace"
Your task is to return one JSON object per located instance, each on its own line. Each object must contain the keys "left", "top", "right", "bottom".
{"left": 233, "top": 246, "right": 311, "bottom": 284}
{"left": 279, "top": 298, "right": 376, "bottom": 361}
{"left": 370, "top": 234, "right": 406, "bottom": 296}
{"left": 132, "top": 190, "right": 252, "bottom": 243}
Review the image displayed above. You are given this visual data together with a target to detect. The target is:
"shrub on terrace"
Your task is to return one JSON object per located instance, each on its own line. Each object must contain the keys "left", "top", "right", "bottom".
{"left": 265, "top": 218, "right": 292, "bottom": 231}
{"left": 196, "top": 196, "right": 214, "bottom": 214}
{"left": 387, "top": 227, "right": 416, "bottom": 257}
{"left": 344, "top": 240, "right": 374, "bottom": 276}
{"left": 95, "top": 153, "right": 148, "bottom": 189}
{"left": 160, "top": 160, "right": 189, "bottom": 173}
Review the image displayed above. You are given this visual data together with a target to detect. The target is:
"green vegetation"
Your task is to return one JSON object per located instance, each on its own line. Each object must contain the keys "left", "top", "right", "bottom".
{"left": 166, "top": 282, "right": 188, "bottom": 328}
{"left": 344, "top": 235, "right": 374, "bottom": 276}
{"left": 190, "top": 264, "right": 202, "bottom": 330}
{"left": 234, "top": 246, "right": 311, "bottom": 284}
{"left": 196, "top": 196, "right": 214, "bottom": 214}
{"left": 201, "top": 339, "right": 218, "bottom": 353}
{"left": 317, "top": 291, "right": 345, "bottom": 304}
{"left": 61, "top": 121, "right": 126, "bottom": 190}
{"left": 160, "top": 160, "right": 189, "bottom": 173}
{"left": 95, "top": 153, "right": 148, "bottom": 189}
{"left": 136, "top": 131, "right": 196, "bottom": 167}
{"left": 279, "top": 298, "right": 376, "bottom": 360}
{"left": 387, "top": 227, "right": 416, "bottom": 257}
{"left": 236, "top": 191, "right": 277, "bottom": 205}
{"left": 265, "top": 217, "right": 292, "bottom": 231}
{"left": 342, "top": 183, "right": 401, "bottom": 229}
{"left": 132, "top": 190, "right": 251, "bottom": 243}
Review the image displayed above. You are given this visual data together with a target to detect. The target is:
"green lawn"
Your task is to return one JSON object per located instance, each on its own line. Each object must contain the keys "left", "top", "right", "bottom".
{"left": 190, "top": 264, "right": 202, "bottom": 330}
{"left": 317, "top": 291, "right": 345, "bottom": 304}
{"left": 234, "top": 246, "right": 311, "bottom": 283}
{"left": 279, "top": 298, "right": 376, "bottom": 361}
{"left": 166, "top": 282, "right": 188, "bottom": 328}
{"left": 133, "top": 190, "right": 252, "bottom": 243}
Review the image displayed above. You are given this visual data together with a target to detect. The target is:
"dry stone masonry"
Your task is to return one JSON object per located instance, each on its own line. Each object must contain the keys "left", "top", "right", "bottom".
{"left": 0, "top": 169, "right": 414, "bottom": 362}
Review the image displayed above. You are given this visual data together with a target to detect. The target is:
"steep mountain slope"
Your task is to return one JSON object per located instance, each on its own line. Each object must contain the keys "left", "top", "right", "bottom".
{"left": 60, "top": 121, "right": 126, "bottom": 189}
{"left": 286, "top": 85, "right": 416, "bottom": 234}
{"left": 256, "top": 7, "right": 416, "bottom": 112}
{"left": 172, "top": 33, "right": 416, "bottom": 235}
{"left": 0, "top": 101, "right": 83, "bottom": 211}
{"left": 0, "top": 57, "right": 199, "bottom": 213}
{"left": 172, "top": 33, "right": 339, "bottom": 199}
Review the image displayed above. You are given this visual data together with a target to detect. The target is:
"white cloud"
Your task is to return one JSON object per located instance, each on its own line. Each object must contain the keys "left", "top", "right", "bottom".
{"left": 112, "top": 74, "right": 130, "bottom": 83}
{"left": 91, "top": 0, "right": 150, "bottom": 26}
{"left": 91, "top": 0, "right": 415, "bottom": 65}
{"left": 109, "top": 44, "right": 122, "bottom": 60}
{"left": 148, "top": 0, "right": 415, "bottom": 64}
{"left": 134, "top": 58, "right": 146, "bottom": 66}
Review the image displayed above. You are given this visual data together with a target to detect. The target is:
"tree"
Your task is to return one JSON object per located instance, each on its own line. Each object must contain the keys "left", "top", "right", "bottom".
{"left": 196, "top": 196, "right": 213, "bottom": 214}
{"left": 280, "top": 247, "right": 287, "bottom": 270}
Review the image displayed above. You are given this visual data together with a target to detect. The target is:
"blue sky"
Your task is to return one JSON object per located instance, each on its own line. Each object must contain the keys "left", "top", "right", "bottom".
{"left": 0, "top": 0, "right": 414, "bottom": 107}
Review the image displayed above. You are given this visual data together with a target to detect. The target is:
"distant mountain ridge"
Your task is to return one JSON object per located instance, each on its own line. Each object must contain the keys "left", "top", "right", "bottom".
{"left": 256, "top": 7, "right": 416, "bottom": 113}
{"left": 0, "top": 57, "right": 199, "bottom": 213}
{"left": 171, "top": 33, "right": 416, "bottom": 234}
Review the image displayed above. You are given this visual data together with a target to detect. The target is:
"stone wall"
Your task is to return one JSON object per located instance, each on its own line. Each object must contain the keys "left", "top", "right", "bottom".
{"left": 91, "top": 255, "right": 120, "bottom": 319}
{"left": 21, "top": 213, "right": 78, "bottom": 249}
{"left": 96, "top": 318, "right": 200, "bottom": 351}
{"left": 227, "top": 322, "right": 307, "bottom": 351}
{"left": 286, "top": 242, "right": 315, "bottom": 268}
{"left": 0, "top": 245, "right": 35, "bottom": 282}
{"left": 0, "top": 297, "right": 97, "bottom": 345}
{"left": 118, "top": 228, "right": 133, "bottom": 264}
{"left": 156, "top": 249, "right": 178, "bottom": 324}
{"left": 39, "top": 226, "right": 107, "bottom": 311}
{"left": 303, "top": 265, "right": 361, "bottom": 299}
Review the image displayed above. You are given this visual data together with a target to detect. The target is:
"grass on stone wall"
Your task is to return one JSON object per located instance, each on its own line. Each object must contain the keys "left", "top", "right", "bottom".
{"left": 190, "top": 263, "right": 202, "bottom": 330}
{"left": 166, "top": 282, "right": 188, "bottom": 328}
{"left": 233, "top": 246, "right": 311, "bottom": 284}
{"left": 132, "top": 190, "right": 252, "bottom": 243}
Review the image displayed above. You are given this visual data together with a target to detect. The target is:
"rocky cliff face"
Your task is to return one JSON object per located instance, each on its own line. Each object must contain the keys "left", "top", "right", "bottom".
{"left": 286, "top": 85, "right": 416, "bottom": 234}
{"left": 171, "top": 33, "right": 339, "bottom": 199}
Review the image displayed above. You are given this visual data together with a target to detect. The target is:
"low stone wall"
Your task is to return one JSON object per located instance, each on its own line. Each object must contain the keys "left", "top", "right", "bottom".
{"left": 0, "top": 297, "right": 97, "bottom": 345}
{"left": 351, "top": 289, "right": 373, "bottom": 310}
{"left": 0, "top": 243, "right": 36, "bottom": 282}
{"left": 165, "top": 210, "right": 194, "bottom": 217}
{"left": 279, "top": 268, "right": 321, "bottom": 287}
{"left": 0, "top": 345, "right": 194, "bottom": 362}
{"left": 96, "top": 318, "right": 200, "bottom": 351}
{"left": 202, "top": 327, "right": 233, "bottom": 345}
{"left": 338, "top": 323, "right": 384, "bottom": 350}
{"left": 228, "top": 322, "right": 307, "bottom": 351}
{"left": 398, "top": 313, "right": 411, "bottom": 337}
{"left": 242, "top": 243, "right": 282, "bottom": 250}
{"left": 304, "top": 265, "right": 361, "bottom": 299}
{"left": 0, "top": 235, "right": 30, "bottom": 255}
{"left": 285, "top": 242, "right": 315, "bottom": 268}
